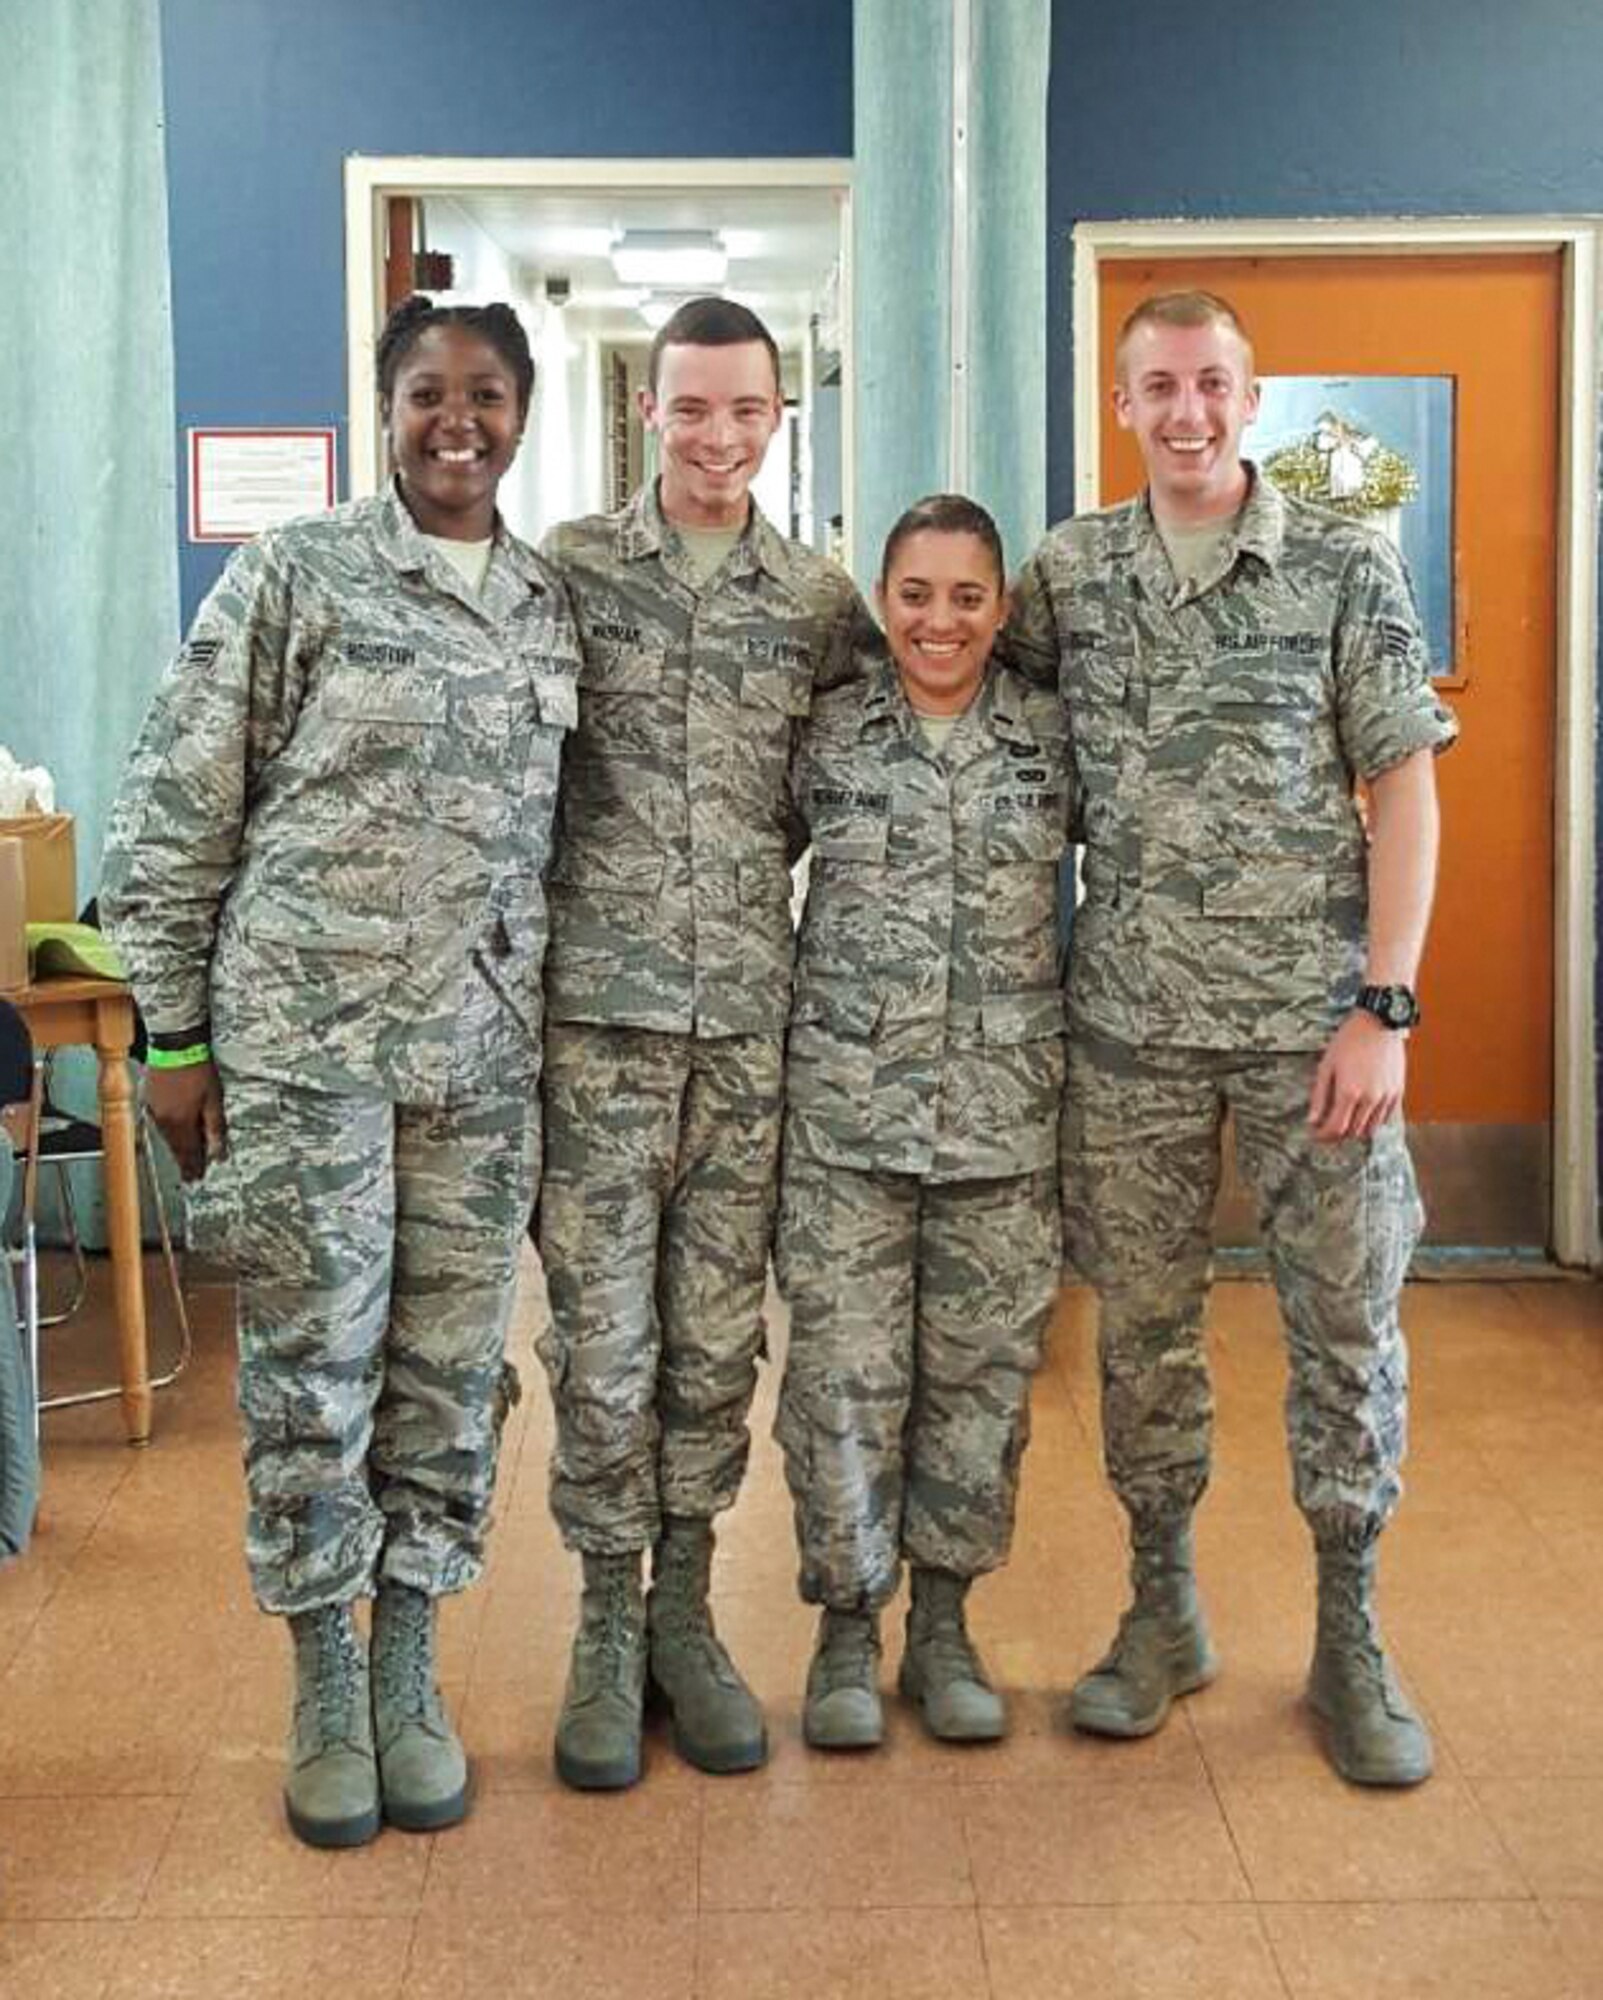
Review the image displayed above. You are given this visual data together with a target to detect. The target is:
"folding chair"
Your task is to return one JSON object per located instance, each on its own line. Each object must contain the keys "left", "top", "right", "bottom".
{"left": 4, "top": 1014, "right": 192, "bottom": 1419}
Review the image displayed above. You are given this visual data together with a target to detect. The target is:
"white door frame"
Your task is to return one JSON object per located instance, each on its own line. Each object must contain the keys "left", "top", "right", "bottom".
{"left": 344, "top": 155, "right": 854, "bottom": 568}
{"left": 1073, "top": 217, "right": 1602, "bottom": 1268}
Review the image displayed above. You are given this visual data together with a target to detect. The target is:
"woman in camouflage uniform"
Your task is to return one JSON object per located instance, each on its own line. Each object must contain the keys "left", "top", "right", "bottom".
{"left": 102, "top": 296, "right": 579, "bottom": 1846}
{"left": 776, "top": 497, "right": 1070, "bottom": 1750}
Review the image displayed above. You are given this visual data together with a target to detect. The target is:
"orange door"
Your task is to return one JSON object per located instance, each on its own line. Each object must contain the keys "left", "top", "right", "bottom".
{"left": 1098, "top": 254, "right": 1559, "bottom": 1247}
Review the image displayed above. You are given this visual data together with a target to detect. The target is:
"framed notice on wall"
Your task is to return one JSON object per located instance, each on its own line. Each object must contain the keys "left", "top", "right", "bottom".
{"left": 188, "top": 427, "right": 338, "bottom": 542}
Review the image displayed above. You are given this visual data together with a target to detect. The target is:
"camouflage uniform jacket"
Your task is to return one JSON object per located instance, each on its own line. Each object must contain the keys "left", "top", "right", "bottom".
{"left": 540, "top": 482, "right": 868, "bottom": 1039}
{"left": 1007, "top": 472, "right": 1458, "bottom": 1052}
{"left": 101, "top": 484, "right": 580, "bottom": 1102}
{"left": 786, "top": 652, "right": 1072, "bottom": 1181}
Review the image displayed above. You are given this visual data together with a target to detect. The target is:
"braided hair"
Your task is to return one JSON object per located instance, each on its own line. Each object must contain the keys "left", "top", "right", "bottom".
{"left": 376, "top": 294, "right": 536, "bottom": 415}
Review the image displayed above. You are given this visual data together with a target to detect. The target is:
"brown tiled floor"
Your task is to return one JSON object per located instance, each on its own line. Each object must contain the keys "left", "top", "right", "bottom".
{"left": 3, "top": 1257, "right": 1602, "bottom": 1998}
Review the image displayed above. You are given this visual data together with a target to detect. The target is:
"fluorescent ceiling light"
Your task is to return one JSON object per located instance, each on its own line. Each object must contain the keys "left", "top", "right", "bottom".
{"left": 611, "top": 229, "right": 728, "bottom": 288}
{"left": 635, "top": 291, "right": 703, "bottom": 332}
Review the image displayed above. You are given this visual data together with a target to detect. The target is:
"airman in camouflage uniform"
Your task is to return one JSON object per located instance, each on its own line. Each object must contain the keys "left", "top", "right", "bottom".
{"left": 101, "top": 292, "right": 575, "bottom": 1847}
{"left": 1007, "top": 291, "right": 1457, "bottom": 1786}
{"left": 777, "top": 617, "right": 1069, "bottom": 1749}
{"left": 535, "top": 299, "right": 869, "bottom": 1790}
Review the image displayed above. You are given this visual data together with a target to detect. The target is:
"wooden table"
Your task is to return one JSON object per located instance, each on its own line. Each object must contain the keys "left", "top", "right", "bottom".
{"left": 11, "top": 976, "right": 151, "bottom": 1444}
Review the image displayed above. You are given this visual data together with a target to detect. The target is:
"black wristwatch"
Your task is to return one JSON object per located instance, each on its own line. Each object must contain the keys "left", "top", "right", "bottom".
{"left": 1354, "top": 984, "right": 1421, "bottom": 1031}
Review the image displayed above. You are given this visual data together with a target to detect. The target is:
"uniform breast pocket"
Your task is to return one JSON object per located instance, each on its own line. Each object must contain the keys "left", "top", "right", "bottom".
{"left": 318, "top": 666, "right": 448, "bottom": 746}
{"left": 740, "top": 659, "right": 811, "bottom": 784}
{"left": 986, "top": 808, "right": 1063, "bottom": 987}
{"left": 577, "top": 643, "right": 665, "bottom": 760}
{"left": 307, "top": 665, "right": 448, "bottom": 810}
{"left": 1207, "top": 660, "right": 1325, "bottom": 808}
{"left": 531, "top": 669, "right": 579, "bottom": 736}
{"left": 986, "top": 800, "right": 1065, "bottom": 865}
{"left": 808, "top": 803, "right": 890, "bottom": 868}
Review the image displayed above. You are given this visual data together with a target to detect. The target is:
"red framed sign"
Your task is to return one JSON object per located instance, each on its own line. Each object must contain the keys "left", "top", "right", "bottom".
{"left": 188, "top": 427, "right": 338, "bottom": 542}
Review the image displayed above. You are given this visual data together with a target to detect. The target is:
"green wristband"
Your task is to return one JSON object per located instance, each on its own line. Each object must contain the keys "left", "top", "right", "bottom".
{"left": 145, "top": 1041, "right": 213, "bottom": 1070}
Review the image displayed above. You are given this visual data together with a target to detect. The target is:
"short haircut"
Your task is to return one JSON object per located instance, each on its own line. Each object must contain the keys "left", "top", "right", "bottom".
{"left": 647, "top": 295, "right": 782, "bottom": 394}
{"left": 376, "top": 293, "right": 536, "bottom": 415}
{"left": 1115, "top": 289, "right": 1254, "bottom": 379}
{"left": 879, "top": 493, "right": 1006, "bottom": 588}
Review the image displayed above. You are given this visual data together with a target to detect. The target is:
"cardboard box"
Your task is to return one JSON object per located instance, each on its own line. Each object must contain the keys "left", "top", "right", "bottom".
{"left": 0, "top": 812, "right": 77, "bottom": 923}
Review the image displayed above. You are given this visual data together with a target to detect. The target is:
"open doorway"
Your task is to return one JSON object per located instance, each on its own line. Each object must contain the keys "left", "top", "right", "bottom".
{"left": 344, "top": 159, "right": 852, "bottom": 564}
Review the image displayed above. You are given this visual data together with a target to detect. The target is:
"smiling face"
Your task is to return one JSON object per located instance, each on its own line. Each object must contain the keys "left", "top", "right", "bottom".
{"left": 384, "top": 324, "right": 526, "bottom": 540}
{"left": 639, "top": 338, "right": 783, "bottom": 529}
{"left": 1113, "top": 315, "right": 1259, "bottom": 524}
{"left": 877, "top": 528, "right": 1008, "bottom": 716}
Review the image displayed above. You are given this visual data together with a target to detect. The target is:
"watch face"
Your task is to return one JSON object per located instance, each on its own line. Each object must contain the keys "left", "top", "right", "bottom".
{"left": 1359, "top": 984, "right": 1419, "bottom": 1028}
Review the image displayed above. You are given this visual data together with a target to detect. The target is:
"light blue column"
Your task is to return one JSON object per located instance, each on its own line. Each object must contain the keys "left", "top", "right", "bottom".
{"left": 967, "top": 0, "right": 1050, "bottom": 575}
{"left": 852, "top": 0, "right": 1049, "bottom": 590}
{"left": 0, "top": 0, "right": 180, "bottom": 1249}
{"left": 0, "top": 0, "right": 179, "bottom": 896}
{"left": 852, "top": 0, "right": 954, "bottom": 591}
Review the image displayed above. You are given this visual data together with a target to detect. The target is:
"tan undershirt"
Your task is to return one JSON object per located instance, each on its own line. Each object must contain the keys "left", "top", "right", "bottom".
{"left": 915, "top": 710, "right": 963, "bottom": 755}
{"left": 676, "top": 523, "right": 743, "bottom": 585}
{"left": 424, "top": 533, "right": 494, "bottom": 595}
{"left": 1155, "top": 510, "right": 1240, "bottom": 596}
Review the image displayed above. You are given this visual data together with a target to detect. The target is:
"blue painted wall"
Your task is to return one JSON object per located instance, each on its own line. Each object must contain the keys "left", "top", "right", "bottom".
{"left": 1046, "top": 0, "right": 1603, "bottom": 518}
{"left": 158, "top": 0, "right": 853, "bottom": 619}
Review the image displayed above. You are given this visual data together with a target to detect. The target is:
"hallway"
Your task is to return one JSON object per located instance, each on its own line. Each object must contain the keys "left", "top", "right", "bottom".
{"left": 2, "top": 1258, "right": 1601, "bottom": 1998}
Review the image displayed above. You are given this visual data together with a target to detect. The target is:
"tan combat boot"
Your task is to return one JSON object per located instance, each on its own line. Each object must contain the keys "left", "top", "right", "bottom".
{"left": 1308, "top": 1540, "right": 1433, "bottom": 1786}
{"left": 1069, "top": 1519, "right": 1217, "bottom": 1737}
{"left": 371, "top": 1581, "right": 469, "bottom": 1830}
{"left": 554, "top": 1552, "right": 648, "bottom": 1790}
{"left": 647, "top": 1515, "right": 767, "bottom": 1773}
{"left": 803, "top": 1608, "right": 884, "bottom": 1750}
{"left": 284, "top": 1603, "right": 380, "bottom": 1848}
{"left": 899, "top": 1568, "right": 1006, "bottom": 1742}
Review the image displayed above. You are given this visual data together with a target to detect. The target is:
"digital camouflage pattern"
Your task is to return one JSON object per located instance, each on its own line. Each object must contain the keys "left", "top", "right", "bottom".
{"left": 102, "top": 485, "right": 571, "bottom": 1615}
{"left": 785, "top": 652, "right": 1072, "bottom": 1181}
{"left": 533, "top": 484, "right": 871, "bottom": 1556}
{"left": 540, "top": 483, "right": 870, "bottom": 1040}
{"left": 1008, "top": 468, "right": 1453, "bottom": 1547}
{"left": 776, "top": 1158, "right": 1059, "bottom": 1609}
{"left": 102, "top": 484, "right": 579, "bottom": 1101}
{"left": 189, "top": 1067, "right": 540, "bottom": 1615}
{"left": 774, "top": 654, "right": 1069, "bottom": 1607}
{"left": 536, "top": 1021, "right": 783, "bottom": 1552}
{"left": 1062, "top": 1033, "right": 1419, "bottom": 1547}
{"left": 1006, "top": 473, "right": 1458, "bottom": 1053}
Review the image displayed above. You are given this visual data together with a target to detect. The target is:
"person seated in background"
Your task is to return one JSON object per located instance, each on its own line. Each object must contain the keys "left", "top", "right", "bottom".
{"left": 776, "top": 495, "right": 1071, "bottom": 1750}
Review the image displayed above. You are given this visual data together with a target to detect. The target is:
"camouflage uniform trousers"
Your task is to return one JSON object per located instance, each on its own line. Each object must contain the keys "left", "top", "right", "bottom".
{"left": 774, "top": 1152, "right": 1060, "bottom": 1610}
{"left": 190, "top": 1066, "right": 540, "bottom": 1616}
{"left": 536, "top": 1021, "right": 784, "bottom": 1553}
{"left": 1061, "top": 1032, "right": 1424, "bottom": 1550}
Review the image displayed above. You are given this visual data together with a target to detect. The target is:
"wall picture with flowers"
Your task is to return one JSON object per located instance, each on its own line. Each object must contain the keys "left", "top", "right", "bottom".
{"left": 1250, "top": 376, "right": 1456, "bottom": 680}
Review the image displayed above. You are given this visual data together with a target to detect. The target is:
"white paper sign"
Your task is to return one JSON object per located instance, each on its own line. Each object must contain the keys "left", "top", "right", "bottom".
{"left": 188, "top": 428, "right": 337, "bottom": 542}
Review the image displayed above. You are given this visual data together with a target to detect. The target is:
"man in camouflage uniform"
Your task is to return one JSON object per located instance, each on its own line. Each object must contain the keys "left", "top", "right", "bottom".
{"left": 536, "top": 298, "right": 866, "bottom": 1788}
{"left": 776, "top": 500, "right": 1070, "bottom": 1750}
{"left": 1007, "top": 291, "right": 1457, "bottom": 1786}
{"left": 103, "top": 439, "right": 578, "bottom": 1841}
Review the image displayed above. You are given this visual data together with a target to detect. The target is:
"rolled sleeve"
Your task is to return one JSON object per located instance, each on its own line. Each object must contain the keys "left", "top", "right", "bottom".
{"left": 1334, "top": 534, "right": 1459, "bottom": 779}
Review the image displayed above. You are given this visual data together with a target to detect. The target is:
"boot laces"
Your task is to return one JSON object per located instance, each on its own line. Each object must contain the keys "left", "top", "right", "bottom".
{"left": 814, "top": 1613, "right": 879, "bottom": 1695}
{"left": 374, "top": 1588, "right": 441, "bottom": 1725}
{"left": 915, "top": 1612, "right": 988, "bottom": 1690}
{"left": 296, "top": 1608, "right": 364, "bottom": 1746}
{"left": 573, "top": 1565, "right": 644, "bottom": 1697}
